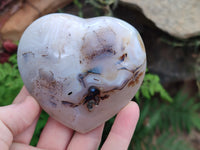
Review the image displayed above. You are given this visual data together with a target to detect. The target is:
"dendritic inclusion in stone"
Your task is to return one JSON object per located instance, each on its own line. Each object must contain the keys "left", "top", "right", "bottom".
{"left": 17, "top": 13, "right": 146, "bottom": 133}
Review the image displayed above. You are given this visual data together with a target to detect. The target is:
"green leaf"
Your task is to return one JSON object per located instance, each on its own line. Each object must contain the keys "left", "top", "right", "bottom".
{"left": 151, "top": 132, "right": 194, "bottom": 150}
{"left": 191, "top": 113, "right": 200, "bottom": 130}
{"left": 137, "top": 72, "right": 173, "bottom": 102}
{"left": 0, "top": 54, "right": 23, "bottom": 106}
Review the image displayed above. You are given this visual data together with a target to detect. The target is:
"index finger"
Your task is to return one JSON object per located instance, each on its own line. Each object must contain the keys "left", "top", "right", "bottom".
{"left": 101, "top": 101, "right": 140, "bottom": 150}
{"left": 13, "top": 86, "right": 30, "bottom": 104}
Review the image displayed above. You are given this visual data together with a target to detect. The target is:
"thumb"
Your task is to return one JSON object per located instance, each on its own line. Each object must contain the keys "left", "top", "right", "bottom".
{"left": 0, "top": 96, "right": 40, "bottom": 149}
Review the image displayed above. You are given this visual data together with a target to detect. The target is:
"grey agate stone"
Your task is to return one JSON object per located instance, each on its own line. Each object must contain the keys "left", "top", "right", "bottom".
{"left": 17, "top": 13, "right": 146, "bottom": 133}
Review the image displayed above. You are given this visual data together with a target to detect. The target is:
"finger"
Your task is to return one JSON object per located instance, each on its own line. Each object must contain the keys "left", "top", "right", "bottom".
{"left": 37, "top": 117, "right": 74, "bottom": 150}
{"left": 0, "top": 96, "right": 40, "bottom": 149}
{"left": 13, "top": 115, "right": 40, "bottom": 144}
{"left": 11, "top": 143, "right": 44, "bottom": 150}
{"left": 101, "top": 101, "right": 140, "bottom": 150}
{"left": 67, "top": 124, "right": 104, "bottom": 150}
{"left": 12, "top": 86, "right": 41, "bottom": 144}
{"left": 13, "top": 86, "right": 30, "bottom": 104}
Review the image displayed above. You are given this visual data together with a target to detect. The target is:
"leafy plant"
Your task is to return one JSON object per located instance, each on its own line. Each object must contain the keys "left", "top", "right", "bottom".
{"left": 0, "top": 54, "right": 23, "bottom": 106}
{"left": 74, "top": 0, "right": 84, "bottom": 17}
{"left": 86, "top": 0, "right": 119, "bottom": 16}
{"left": 131, "top": 90, "right": 200, "bottom": 150}
{"left": 135, "top": 73, "right": 173, "bottom": 102}
{"left": 143, "top": 132, "right": 194, "bottom": 150}
{"left": 159, "top": 92, "right": 200, "bottom": 132}
{"left": 160, "top": 35, "right": 200, "bottom": 52}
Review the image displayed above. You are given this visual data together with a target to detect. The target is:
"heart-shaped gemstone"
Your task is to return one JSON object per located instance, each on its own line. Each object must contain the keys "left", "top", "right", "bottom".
{"left": 17, "top": 13, "right": 146, "bottom": 133}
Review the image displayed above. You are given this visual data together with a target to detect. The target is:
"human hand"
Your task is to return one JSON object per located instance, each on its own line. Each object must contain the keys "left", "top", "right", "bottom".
{"left": 0, "top": 86, "right": 139, "bottom": 150}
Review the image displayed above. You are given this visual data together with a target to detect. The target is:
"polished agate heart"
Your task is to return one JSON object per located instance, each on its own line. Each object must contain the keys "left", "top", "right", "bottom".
{"left": 17, "top": 13, "right": 146, "bottom": 133}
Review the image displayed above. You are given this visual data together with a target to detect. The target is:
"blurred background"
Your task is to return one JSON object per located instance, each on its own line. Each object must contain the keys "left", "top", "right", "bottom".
{"left": 0, "top": 0, "right": 199, "bottom": 149}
